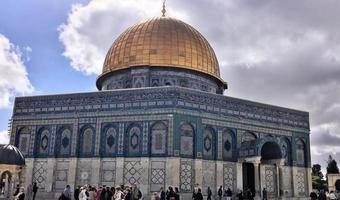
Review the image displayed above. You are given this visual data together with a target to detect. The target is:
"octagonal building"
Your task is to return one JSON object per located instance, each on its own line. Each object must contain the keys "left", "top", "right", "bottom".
{"left": 8, "top": 15, "right": 311, "bottom": 199}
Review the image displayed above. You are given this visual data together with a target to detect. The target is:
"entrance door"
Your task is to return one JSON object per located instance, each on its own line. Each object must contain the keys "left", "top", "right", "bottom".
{"left": 243, "top": 163, "right": 255, "bottom": 196}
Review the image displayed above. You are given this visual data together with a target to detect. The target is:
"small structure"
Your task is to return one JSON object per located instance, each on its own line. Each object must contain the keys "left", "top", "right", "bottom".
{"left": 328, "top": 174, "right": 340, "bottom": 192}
{"left": 0, "top": 144, "right": 25, "bottom": 198}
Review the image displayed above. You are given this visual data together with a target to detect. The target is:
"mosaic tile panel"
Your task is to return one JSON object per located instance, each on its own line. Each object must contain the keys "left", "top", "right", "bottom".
{"left": 223, "top": 163, "right": 235, "bottom": 191}
{"left": 150, "top": 161, "right": 166, "bottom": 192}
{"left": 203, "top": 161, "right": 215, "bottom": 195}
{"left": 33, "top": 161, "right": 47, "bottom": 189}
{"left": 76, "top": 159, "right": 92, "bottom": 186}
{"left": 180, "top": 160, "right": 194, "bottom": 192}
{"left": 55, "top": 161, "right": 69, "bottom": 190}
{"left": 124, "top": 161, "right": 142, "bottom": 185}
{"left": 264, "top": 166, "right": 276, "bottom": 194}
{"left": 142, "top": 122, "right": 148, "bottom": 153}
{"left": 296, "top": 169, "right": 306, "bottom": 195}
{"left": 101, "top": 161, "right": 116, "bottom": 186}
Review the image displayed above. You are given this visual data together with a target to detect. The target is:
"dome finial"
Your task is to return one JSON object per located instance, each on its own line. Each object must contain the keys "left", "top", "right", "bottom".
{"left": 162, "top": 0, "right": 167, "bottom": 17}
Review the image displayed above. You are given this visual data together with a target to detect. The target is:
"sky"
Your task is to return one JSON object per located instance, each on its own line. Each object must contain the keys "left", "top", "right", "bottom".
{"left": 0, "top": 0, "right": 340, "bottom": 172}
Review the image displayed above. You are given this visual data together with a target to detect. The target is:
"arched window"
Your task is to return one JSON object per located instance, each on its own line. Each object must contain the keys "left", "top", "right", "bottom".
{"left": 55, "top": 127, "right": 71, "bottom": 156}
{"left": 127, "top": 125, "right": 141, "bottom": 155}
{"left": 203, "top": 127, "right": 214, "bottom": 159}
{"left": 105, "top": 127, "right": 116, "bottom": 155}
{"left": 17, "top": 127, "right": 30, "bottom": 155}
{"left": 281, "top": 138, "right": 291, "bottom": 165}
{"left": 242, "top": 132, "right": 257, "bottom": 143}
{"left": 180, "top": 123, "right": 194, "bottom": 157}
{"left": 223, "top": 129, "right": 234, "bottom": 160}
{"left": 151, "top": 122, "right": 167, "bottom": 155}
{"left": 296, "top": 139, "right": 306, "bottom": 166}
{"left": 36, "top": 128, "right": 50, "bottom": 156}
{"left": 80, "top": 128, "right": 94, "bottom": 155}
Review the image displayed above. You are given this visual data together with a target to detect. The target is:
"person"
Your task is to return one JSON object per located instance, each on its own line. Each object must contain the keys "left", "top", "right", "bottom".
{"left": 226, "top": 188, "right": 232, "bottom": 200}
{"left": 114, "top": 187, "right": 123, "bottom": 200}
{"left": 174, "top": 187, "right": 180, "bottom": 200}
{"left": 207, "top": 187, "right": 212, "bottom": 200}
{"left": 60, "top": 185, "right": 72, "bottom": 200}
{"left": 88, "top": 186, "right": 97, "bottom": 200}
{"left": 194, "top": 188, "right": 203, "bottom": 200}
{"left": 75, "top": 186, "right": 81, "bottom": 200}
{"left": 100, "top": 186, "right": 107, "bottom": 200}
{"left": 262, "top": 188, "right": 267, "bottom": 200}
{"left": 309, "top": 191, "right": 317, "bottom": 200}
{"left": 131, "top": 184, "right": 142, "bottom": 200}
{"left": 13, "top": 184, "right": 20, "bottom": 197}
{"left": 217, "top": 186, "right": 223, "bottom": 200}
{"left": 15, "top": 187, "right": 25, "bottom": 200}
{"left": 110, "top": 187, "right": 116, "bottom": 199}
{"left": 237, "top": 190, "right": 243, "bottom": 200}
{"left": 318, "top": 190, "right": 327, "bottom": 200}
{"left": 79, "top": 186, "right": 88, "bottom": 200}
{"left": 124, "top": 188, "right": 131, "bottom": 200}
{"left": 159, "top": 187, "right": 166, "bottom": 200}
{"left": 166, "top": 187, "right": 177, "bottom": 200}
{"left": 96, "top": 187, "right": 102, "bottom": 200}
{"left": 152, "top": 192, "right": 160, "bottom": 200}
{"left": 32, "top": 182, "right": 38, "bottom": 200}
{"left": 329, "top": 191, "right": 337, "bottom": 200}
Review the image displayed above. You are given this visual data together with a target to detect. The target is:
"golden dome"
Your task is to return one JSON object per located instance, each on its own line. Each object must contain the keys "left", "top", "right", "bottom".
{"left": 101, "top": 17, "right": 221, "bottom": 80}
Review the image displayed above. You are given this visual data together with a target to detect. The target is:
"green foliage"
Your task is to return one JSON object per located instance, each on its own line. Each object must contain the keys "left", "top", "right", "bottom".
{"left": 312, "top": 164, "right": 328, "bottom": 191}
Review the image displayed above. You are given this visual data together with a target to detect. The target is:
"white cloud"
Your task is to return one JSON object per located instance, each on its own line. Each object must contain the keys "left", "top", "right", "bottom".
{"left": 58, "top": 0, "right": 340, "bottom": 169}
{"left": 58, "top": 0, "right": 185, "bottom": 75}
{"left": 0, "top": 34, "right": 34, "bottom": 108}
{"left": 0, "top": 130, "right": 9, "bottom": 144}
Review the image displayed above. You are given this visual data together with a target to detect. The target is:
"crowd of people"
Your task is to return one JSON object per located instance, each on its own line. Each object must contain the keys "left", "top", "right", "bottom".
{"left": 59, "top": 183, "right": 142, "bottom": 200}
{"left": 310, "top": 189, "right": 340, "bottom": 200}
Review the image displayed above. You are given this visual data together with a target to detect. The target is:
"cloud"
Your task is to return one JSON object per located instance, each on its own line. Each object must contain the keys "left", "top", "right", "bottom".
{"left": 0, "top": 34, "right": 34, "bottom": 108}
{"left": 58, "top": 0, "right": 340, "bottom": 169}
{"left": 0, "top": 130, "right": 9, "bottom": 144}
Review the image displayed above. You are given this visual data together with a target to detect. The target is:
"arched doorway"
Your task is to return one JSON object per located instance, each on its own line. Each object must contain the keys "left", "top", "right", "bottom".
{"left": 335, "top": 179, "right": 340, "bottom": 191}
{"left": 243, "top": 163, "right": 255, "bottom": 196}
{"left": 0, "top": 171, "right": 12, "bottom": 197}
{"left": 260, "top": 141, "right": 282, "bottom": 198}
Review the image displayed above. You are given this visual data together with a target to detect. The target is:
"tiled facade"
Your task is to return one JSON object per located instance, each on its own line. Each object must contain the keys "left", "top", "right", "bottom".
{"left": 9, "top": 86, "right": 311, "bottom": 199}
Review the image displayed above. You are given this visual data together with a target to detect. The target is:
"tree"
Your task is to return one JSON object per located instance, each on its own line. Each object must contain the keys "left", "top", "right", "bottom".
{"left": 312, "top": 164, "right": 324, "bottom": 179}
{"left": 327, "top": 155, "right": 339, "bottom": 174}
{"left": 312, "top": 164, "right": 327, "bottom": 191}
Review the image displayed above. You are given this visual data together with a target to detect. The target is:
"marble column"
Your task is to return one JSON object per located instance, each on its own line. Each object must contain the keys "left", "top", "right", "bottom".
{"left": 236, "top": 162, "right": 243, "bottom": 191}
{"left": 254, "top": 162, "right": 261, "bottom": 200}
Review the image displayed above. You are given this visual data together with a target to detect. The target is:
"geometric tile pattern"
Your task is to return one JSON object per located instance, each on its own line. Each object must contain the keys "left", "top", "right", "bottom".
{"left": 223, "top": 163, "right": 235, "bottom": 191}
{"left": 124, "top": 161, "right": 142, "bottom": 185}
{"left": 180, "top": 160, "right": 193, "bottom": 192}
{"left": 150, "top": 161, "right": 166, "bottom": 192}
{"left": 264, "top": 166, "right": 276, "bottom": 193}
{"left": 33, "top": 161, "right": 47, "bottom": 189}
{"left": 296, "top": 169, "right": 306, "bottom": 195}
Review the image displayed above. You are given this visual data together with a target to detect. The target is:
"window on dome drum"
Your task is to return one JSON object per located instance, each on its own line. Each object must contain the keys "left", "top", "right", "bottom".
{"left": 203, "top": 127, "right": 214, "bottom": 159}
{"left": 81, "top": 128, "right": 93, "bottom": 154}
{"left": 180, "top": 123, "right": 194, "bottom": 157}
{"left": 37, "top": 128, "right": 50, "bottom": 155}
{"left": 105, "top": 127, "right": 116, "bottom": 154}
{"left": 56, "top": 128, "right": 71, "bottom": 156}
{"left": 223, "top": 129, "right": 234, "bottom": 160}
{"left": 151, "top": 122, "right": 167, "bottom": 155}
{"left": 296, "top": 139, "right": 306, "bottom": 166}
{"left": 17, "top": 127, "right": 30, "bottom": 155}
{"left": 128, "top": 126, "right": 141, "bottom": 155}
